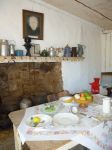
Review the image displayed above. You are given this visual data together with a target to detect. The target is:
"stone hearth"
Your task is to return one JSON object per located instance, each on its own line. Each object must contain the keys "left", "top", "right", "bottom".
{"left": 0, "top": 62, "right": 63, "bottom": 108}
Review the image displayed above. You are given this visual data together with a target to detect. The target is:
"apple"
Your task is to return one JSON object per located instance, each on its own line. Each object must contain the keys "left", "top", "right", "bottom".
{"left": 74, "top": 94, "right": 80, "bottom": 100}
{"left": 80, "top": 93, "right": 85, "bottom": 97}
{"left": 86, "top": 96, "right": 92, "bottom": 100}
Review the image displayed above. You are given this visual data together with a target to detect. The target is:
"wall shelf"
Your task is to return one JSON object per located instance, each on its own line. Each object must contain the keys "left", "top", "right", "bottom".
{"left": 0, "top": 56, "right": 84, "bottom": 63}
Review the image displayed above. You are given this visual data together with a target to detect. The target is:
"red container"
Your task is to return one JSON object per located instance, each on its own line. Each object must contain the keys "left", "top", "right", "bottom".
{"left": 94, "top": 78, "right": 100, "bottom": 84}
{"left": 90, "top": 78, "right": 100, "bottom": 94}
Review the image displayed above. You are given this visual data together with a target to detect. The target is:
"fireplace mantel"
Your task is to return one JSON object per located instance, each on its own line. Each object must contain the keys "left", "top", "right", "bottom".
{"left": 0, "top": 56, "right": 84, "bottom": 63}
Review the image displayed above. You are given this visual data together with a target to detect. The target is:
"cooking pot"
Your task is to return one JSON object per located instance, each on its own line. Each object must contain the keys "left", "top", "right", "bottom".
{"left": 0, "top": 103, "right": 19, "bottom": 114}
{"left": 20, "top": 98, "right": 32, "bottom": 109}
{"left": 0, "top": 114, "right": 12, "bottom": 129}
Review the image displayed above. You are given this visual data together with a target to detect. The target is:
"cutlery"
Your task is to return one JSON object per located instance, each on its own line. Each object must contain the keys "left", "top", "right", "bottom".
{"left": 79, "top": 112, "right": 100, "bottom": 122}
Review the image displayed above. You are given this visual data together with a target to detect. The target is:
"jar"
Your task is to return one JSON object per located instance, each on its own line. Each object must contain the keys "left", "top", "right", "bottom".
{"left": 9, "top": 44, "right": 15, "bottom": 56}
{"left": 102, "top": 98, "right": 111, "bottom": 114}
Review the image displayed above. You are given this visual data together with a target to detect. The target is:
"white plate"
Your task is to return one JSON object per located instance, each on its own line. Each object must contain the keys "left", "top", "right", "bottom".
{"left": 53, "top": 113, "right": 79, "bottom": 127}
{"left": 26, "top": 114, "right": 52, "bottom": 127}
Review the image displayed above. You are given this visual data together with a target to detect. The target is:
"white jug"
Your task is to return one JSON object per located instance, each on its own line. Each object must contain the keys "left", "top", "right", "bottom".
{"left": 102, "top": 97, "right": 111, "bottom": 114}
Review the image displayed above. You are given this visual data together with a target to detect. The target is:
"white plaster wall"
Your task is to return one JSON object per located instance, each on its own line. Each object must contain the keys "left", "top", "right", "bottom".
{"left": 0, "top": 0, "right": 101, "bottom": 93}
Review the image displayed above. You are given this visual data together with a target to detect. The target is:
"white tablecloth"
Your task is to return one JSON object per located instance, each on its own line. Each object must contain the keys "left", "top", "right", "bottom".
{"left": 18, "top": 94, "right": 112, "bottom": 150}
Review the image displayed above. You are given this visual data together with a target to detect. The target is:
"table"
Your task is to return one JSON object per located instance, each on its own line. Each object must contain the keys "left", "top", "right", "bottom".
{"left": 9, "top": 95, "right": 112, "bottom": 150}
{"left": 9, "top": 106, "right": 77, "bottom": 150}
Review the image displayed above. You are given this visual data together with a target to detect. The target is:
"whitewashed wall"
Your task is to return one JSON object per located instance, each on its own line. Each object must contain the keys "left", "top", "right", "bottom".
{"left": 0, "top": 0, "right": 101, "bottom": 93}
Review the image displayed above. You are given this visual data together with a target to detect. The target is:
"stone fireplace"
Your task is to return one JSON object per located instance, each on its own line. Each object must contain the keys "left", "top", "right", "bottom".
{"left": 0, "top": 62, "right": 63, "bottom": 107}
{"left": 0, "top": 62, "right": 63, "bottom": 129}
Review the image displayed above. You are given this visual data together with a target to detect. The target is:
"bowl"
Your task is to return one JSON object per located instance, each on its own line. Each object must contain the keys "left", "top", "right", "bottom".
{"left": 59, "top": 96, "right": 75, "bottom": 106}
{"left": 74, "top": 99, "right": 93, "bottom": 108}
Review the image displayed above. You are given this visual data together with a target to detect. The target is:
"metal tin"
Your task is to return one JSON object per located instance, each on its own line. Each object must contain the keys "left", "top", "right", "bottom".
{"left": 9, "top": 44, "right": 15, "bottom": 56}
{"left": 0, "top": 40, "right": 9, "bottom": 56}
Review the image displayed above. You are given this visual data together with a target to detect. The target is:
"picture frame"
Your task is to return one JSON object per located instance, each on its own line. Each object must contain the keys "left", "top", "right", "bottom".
{"left": 23, "top": 9, "right": 44, "bottom": 40}
{"left": 30, "top": 44, "right": 40, "bottom": 56}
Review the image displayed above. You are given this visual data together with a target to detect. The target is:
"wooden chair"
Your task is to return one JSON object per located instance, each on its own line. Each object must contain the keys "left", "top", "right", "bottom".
{"left": 47, "top": 94, "right": 58, "bottom": 102}
{"left": 47, "top": 90, "right": 70, "bottom": 102}
{"left": 57, "top": 90, "right": 70, "bottom": 98}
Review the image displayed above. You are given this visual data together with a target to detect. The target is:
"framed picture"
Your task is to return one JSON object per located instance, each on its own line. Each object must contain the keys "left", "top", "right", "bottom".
{"left": 23, "top": 10, "right": 44, "bottom": 40}
{"left": 30, "top": 44, "right": 40, "bottom": 56}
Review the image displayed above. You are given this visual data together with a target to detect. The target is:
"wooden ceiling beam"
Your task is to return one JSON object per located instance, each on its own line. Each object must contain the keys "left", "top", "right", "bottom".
{"left": 74, "top": 0, "right": 112, "bottom": 22}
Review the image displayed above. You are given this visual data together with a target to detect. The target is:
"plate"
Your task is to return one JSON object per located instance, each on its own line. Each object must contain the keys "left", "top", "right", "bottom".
{"left": 53, "top": 113, "right": 79, "bottom": 127}
{"left": 26, "top": 114, "right": 52, "bottom": 127}
{"left": 42, "top": 104, "right": 58, "bottom": 115}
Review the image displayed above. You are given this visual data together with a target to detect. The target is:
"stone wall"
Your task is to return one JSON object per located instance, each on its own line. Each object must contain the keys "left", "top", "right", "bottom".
{"left": 0, "top": 62, "right": 63, "bottom": 106}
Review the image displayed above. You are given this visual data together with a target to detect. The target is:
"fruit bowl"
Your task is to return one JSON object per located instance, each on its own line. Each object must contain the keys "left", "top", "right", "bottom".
{"left": 74, "top": 99, "right": 93, "bottom": 108}
{"left": 74, "top": 92, "right": 93, "bottom": 108}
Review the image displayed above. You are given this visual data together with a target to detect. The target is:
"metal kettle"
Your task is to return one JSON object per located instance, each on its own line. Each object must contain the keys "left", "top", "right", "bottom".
{"left": 49, "top": 47, "right": 56, "bottom": 57}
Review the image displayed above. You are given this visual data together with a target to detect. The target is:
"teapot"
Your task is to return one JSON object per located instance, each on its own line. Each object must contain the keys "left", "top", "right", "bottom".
{"left": 64, "top": 44, "right": 71, "bottom": 57}
{"left": 49, "top": 47, "right": 56, "bottom": 57}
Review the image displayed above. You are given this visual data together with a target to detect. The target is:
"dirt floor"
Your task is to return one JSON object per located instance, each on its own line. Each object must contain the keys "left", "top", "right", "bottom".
{"left": 0, "top": 128, "right": 15, "bottom": 150}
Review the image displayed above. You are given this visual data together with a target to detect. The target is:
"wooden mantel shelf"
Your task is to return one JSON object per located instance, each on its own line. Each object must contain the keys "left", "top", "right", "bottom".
{"left": 0, "top": 56, "right": 84, "bottom": 63}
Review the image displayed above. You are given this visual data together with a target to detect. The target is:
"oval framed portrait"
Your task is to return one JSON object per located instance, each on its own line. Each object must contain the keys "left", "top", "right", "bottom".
{"left": 23, "top": 10, "right": 44, "bottom": 40}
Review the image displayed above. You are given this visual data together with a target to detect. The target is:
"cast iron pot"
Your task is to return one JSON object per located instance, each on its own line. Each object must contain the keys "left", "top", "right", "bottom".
{"left": 0, "top": 113, "right": 12, "bottom": 129}
{"left": 1, "top": 103, "right": 19, "bottom": 114}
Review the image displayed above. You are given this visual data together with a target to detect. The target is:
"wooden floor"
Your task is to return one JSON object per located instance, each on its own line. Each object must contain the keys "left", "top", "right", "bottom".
{"left": 0, "top": 128, "right": 15, "bottom": 150}
{"left": 0, "top": 128, "right": 90, "bottom": 150}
